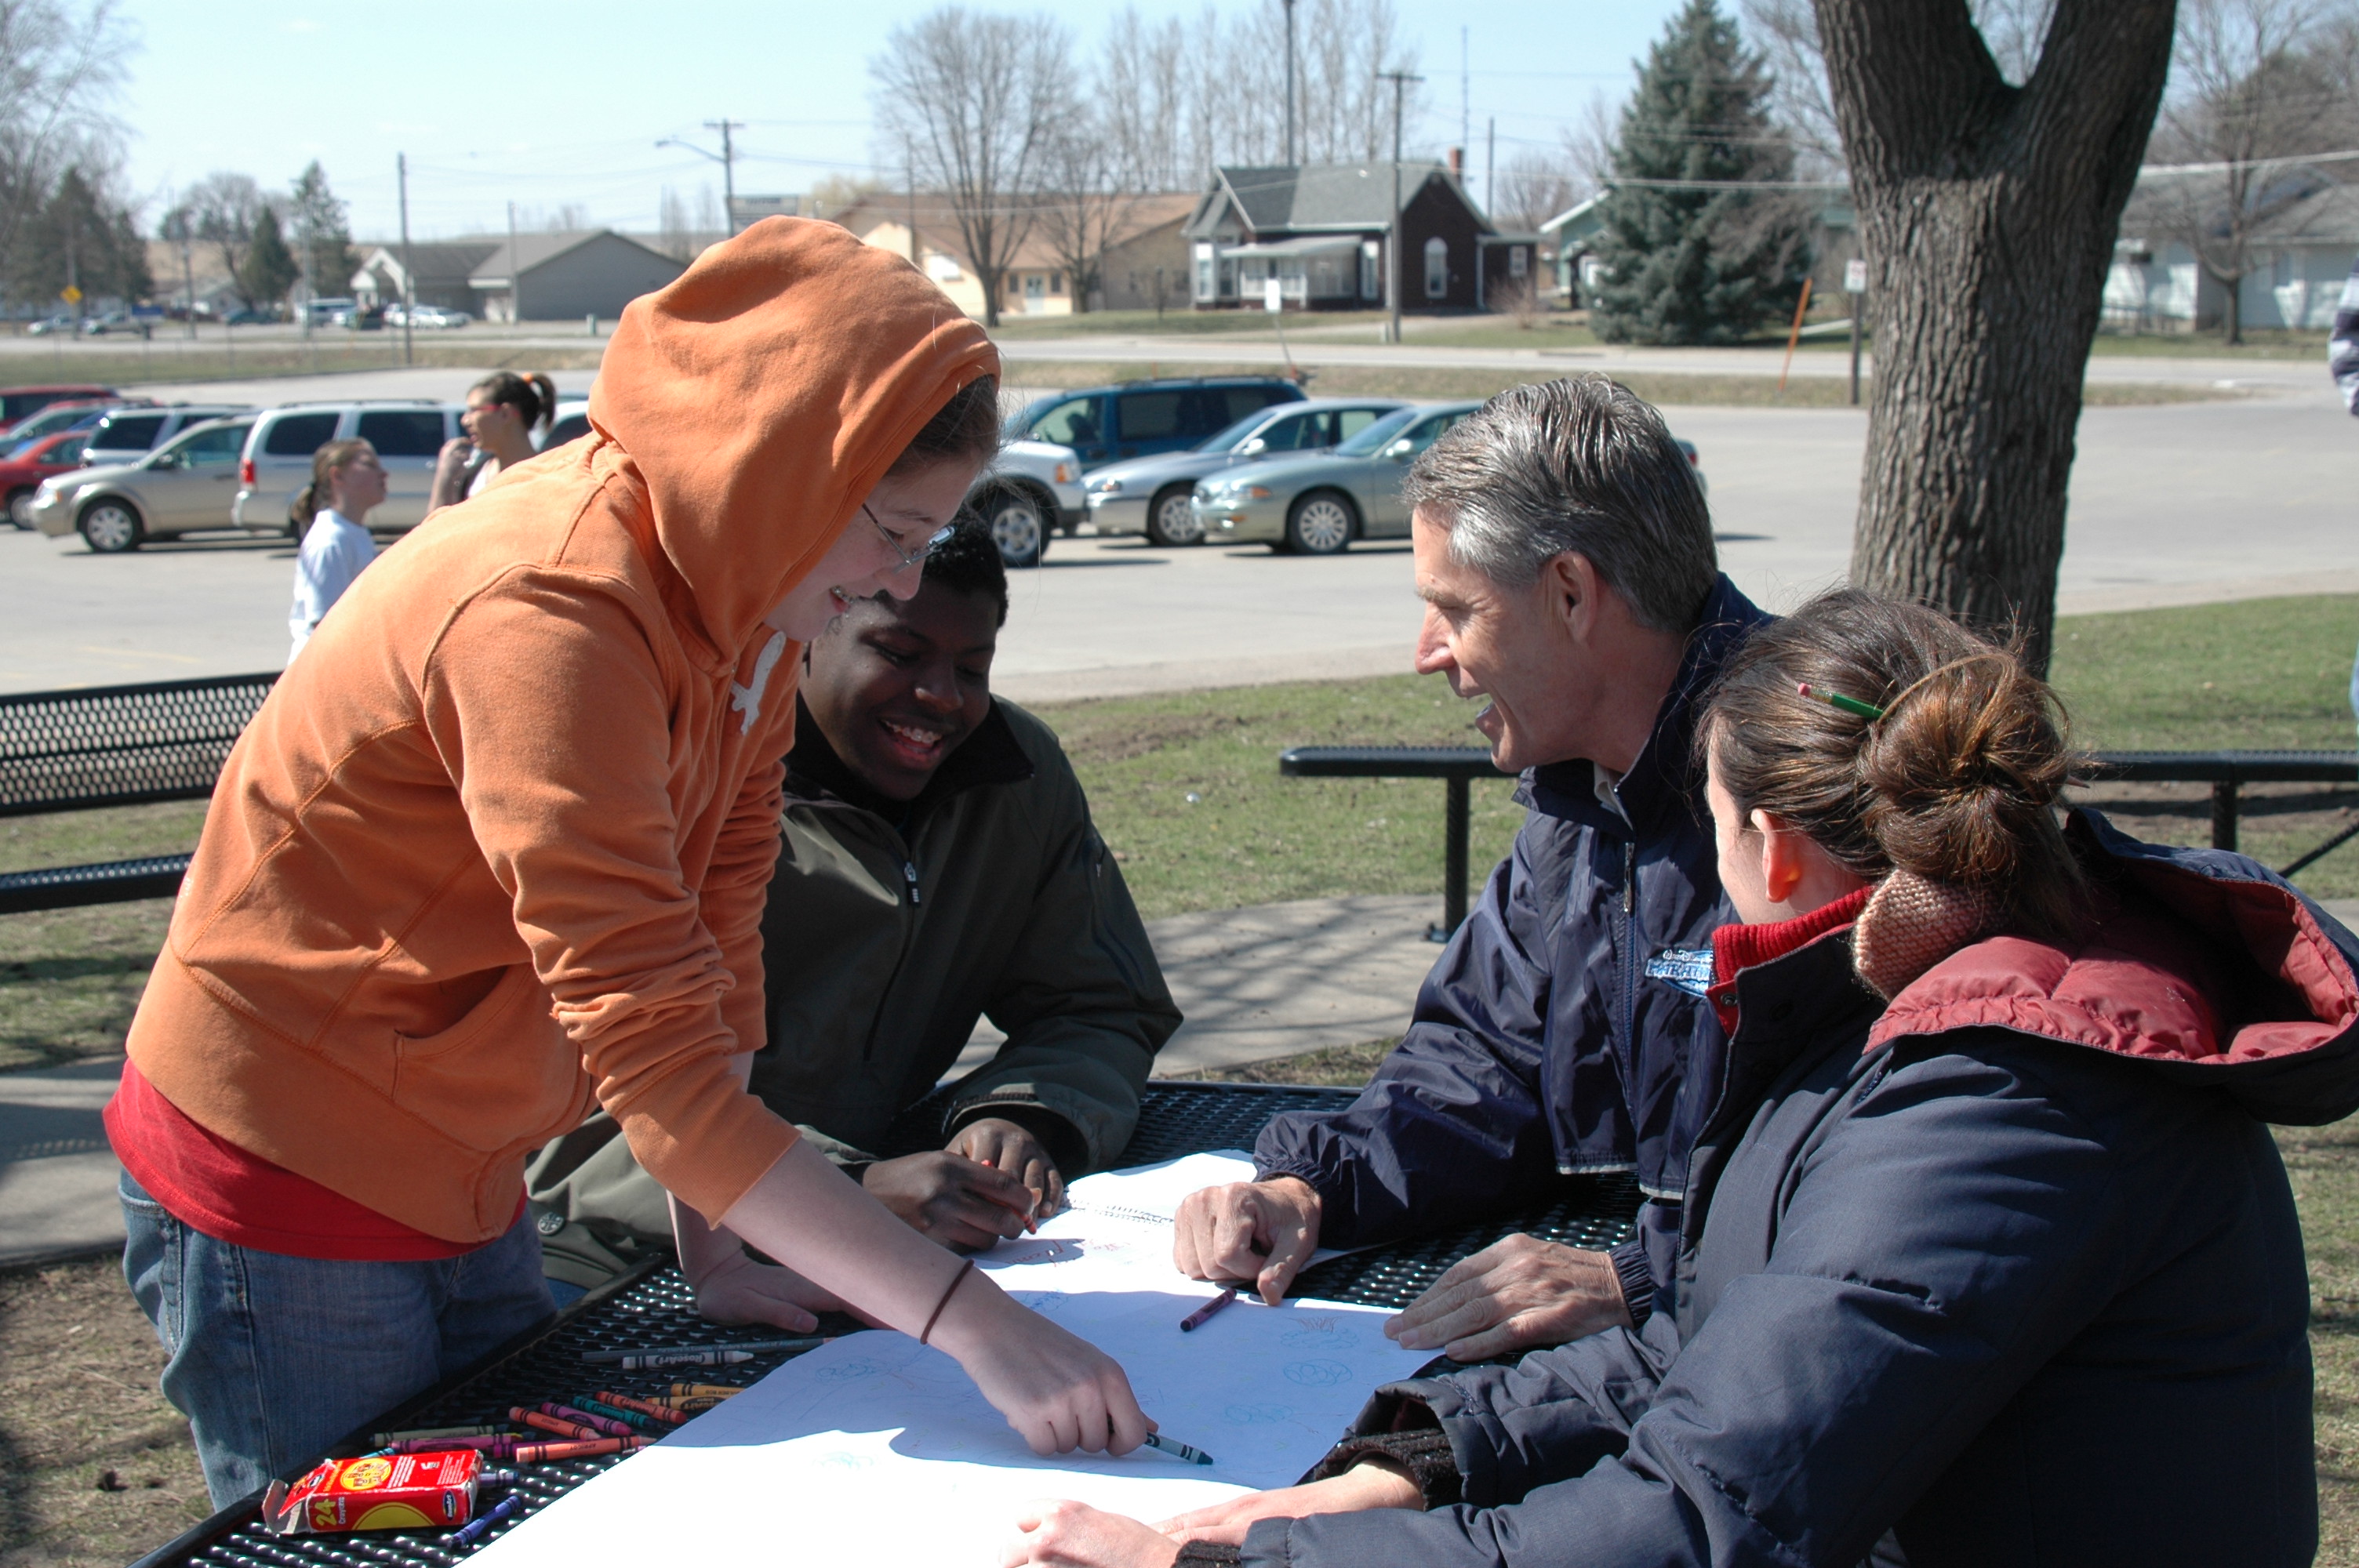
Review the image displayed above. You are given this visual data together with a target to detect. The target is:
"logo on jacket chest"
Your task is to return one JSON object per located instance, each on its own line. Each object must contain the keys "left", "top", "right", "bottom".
{"left": 1644, "top": 946, "right": 1715, "bottom": 998}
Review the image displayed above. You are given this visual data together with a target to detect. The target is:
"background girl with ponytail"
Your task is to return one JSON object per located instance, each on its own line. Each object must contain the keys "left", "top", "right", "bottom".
{"left": 285, "top": 437, "right": 385, "bottom": 659}
{"left": 428, "top": 368, "right": 558, "bottom": 512}
{"left": 1009, "top": 588, "right": 2359, "bottom": 1568}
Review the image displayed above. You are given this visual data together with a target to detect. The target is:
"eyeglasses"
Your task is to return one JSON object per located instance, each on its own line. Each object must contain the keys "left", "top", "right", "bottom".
{"left": 864, "top": 503, "right": 957, "bottom": 572}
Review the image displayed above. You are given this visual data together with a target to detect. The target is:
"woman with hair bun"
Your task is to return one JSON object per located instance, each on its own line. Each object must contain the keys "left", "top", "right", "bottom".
{"left": 1009, "top": 588, "right": 2358, "bottom": 1568}
{"left": 427, "top": 368, "right": 558, "bottom": 512}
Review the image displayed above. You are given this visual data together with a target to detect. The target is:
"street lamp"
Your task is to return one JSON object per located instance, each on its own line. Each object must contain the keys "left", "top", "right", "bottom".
{"left": 659, "top": 120, "right": 746, "bottom": 236}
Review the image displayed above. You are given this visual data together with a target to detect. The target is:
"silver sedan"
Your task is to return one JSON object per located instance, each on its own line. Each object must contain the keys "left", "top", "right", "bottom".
{"left": 29, "top": 416, "right": 257, "bottom": 553}
{"left": 1084, "top": 397, "right": 1408, "bottom": 546}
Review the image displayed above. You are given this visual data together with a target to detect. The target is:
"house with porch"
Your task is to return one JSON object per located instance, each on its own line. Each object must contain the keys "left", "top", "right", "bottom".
{"left": 833, "top": 192, "right": 1197, "bottom": 318}
{"left": 2106, "top": 169, "right": 2359, "bottom": 333}
{"left": 1183, "top": 159, "right": 1538, "bottom": 312}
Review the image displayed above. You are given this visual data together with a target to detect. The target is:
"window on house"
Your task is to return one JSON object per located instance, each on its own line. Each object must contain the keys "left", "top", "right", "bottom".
{"left": 1509, "top": 245, "right": 1528, "bottom": 279}
{"left": 1049, "top": 271, "right": 1063, "bottom": 294}
{"left": 1361, "top": 241, "right": 1380, "bottom": 299}
{"left": 1424, "top": 238, "right": 1448, "bottom": 299}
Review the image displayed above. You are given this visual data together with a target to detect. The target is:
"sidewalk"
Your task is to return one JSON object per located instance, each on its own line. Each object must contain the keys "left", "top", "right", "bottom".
{"left": 11, "top": 895, "right": 2358, "bottom": 1268}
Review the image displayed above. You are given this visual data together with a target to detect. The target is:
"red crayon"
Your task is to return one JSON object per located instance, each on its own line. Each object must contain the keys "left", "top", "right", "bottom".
{"left": 511, "top": 1407, "right": 606, "bottom": 1442}
{"left": 511, "top": 1436, "right": 652, "bottom": 1464}
{"left": 590, "top": 1391, "right": 689, "bottom": 1427}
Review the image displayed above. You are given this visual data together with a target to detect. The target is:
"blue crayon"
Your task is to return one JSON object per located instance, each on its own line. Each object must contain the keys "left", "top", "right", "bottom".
{"left": 444, "top": 1491, "right": 525, "bottom": 1548}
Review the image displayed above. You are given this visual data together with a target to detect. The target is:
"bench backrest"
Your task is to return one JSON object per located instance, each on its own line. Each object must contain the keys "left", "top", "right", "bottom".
{"left": 0, "top": 670, "right": 279, "bottom": 818}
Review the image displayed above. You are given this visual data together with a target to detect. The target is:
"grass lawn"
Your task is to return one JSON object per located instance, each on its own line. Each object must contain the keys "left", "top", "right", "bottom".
{"left": 0, "top": 339, "right": 605, "bottom": 388}
{"left": 998, "top": 357, "right": 2230, "bottom": 408}
{"left": 0, "top": 593, "right": 2352, "bottom": 1563}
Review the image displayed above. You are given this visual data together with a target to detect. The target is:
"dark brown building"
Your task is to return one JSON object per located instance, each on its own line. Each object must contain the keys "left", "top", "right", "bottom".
{"left": 1182, "top": 161, "right": 1539, "bottom": 313}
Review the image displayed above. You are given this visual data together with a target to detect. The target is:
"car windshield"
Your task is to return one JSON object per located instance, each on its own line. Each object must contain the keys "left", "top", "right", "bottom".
{"left": 1332, "top": 407, "right": 1423, "bottom": 458}
{"left": 1192, "top": 412, "right": 1273, "bottom": 453}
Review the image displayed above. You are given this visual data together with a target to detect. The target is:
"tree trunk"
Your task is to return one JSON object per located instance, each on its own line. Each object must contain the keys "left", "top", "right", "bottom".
{"left": 2221, "top": 270, "right": 2244, "bottom": 347}
{"left": 1819, "top": 0, "right": 2176, "bottom": 670}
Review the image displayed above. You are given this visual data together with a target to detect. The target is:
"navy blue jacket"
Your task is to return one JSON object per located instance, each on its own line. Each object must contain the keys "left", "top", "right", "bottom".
{"left": 1256, "top": 575, "right": 1770, "bottom": 1308}
{"left": 1241, "top": 815, "right": 2359, "bottom": 1567}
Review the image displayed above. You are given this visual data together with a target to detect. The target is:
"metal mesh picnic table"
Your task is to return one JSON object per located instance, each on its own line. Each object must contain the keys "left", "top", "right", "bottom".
{"left": 130, "top": 1080, "right": 1639, "bottom": 1568}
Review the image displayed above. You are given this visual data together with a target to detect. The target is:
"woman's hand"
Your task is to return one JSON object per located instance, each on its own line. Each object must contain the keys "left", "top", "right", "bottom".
{"left": 428, "top": 437, "right": 472, "bottom": 511}
{"left": 1156, "top": 1466, "right": 1422, "bottom": 1547}
{"left": 1003, "top": 1501, "right": 1180, "bottom": 1568}
{"left": 931, "top": 1282, "right": 1154, "bottom": 1457}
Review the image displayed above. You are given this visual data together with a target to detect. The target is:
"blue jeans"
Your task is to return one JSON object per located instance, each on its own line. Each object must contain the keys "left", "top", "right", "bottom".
{"left": 119, "top": 1170, "right": 554, "bottom": 1508}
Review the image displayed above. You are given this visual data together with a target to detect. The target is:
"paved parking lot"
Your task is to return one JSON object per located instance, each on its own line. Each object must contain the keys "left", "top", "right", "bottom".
{"left": 2, "top": 375, "right": 2352, "bottom": 697}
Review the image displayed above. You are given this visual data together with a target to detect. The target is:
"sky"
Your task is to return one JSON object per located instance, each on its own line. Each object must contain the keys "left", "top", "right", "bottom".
{"left": 114, "top": 0, "right": 1689, "bottom": 241}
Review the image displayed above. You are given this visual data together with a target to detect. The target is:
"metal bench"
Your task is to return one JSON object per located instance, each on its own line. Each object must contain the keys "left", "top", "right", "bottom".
{"left": 1279, "top": 745, "right": 2359, "bottom": 939}
{"left": 128, "top": 1080, "right": 1641, "bottom": 1568}
{"left": 0, "top": 671, "right": 277, "bottom": 914}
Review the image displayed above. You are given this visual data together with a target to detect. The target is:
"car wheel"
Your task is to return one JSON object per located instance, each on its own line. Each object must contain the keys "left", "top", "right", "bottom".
{"left": 78, "top": 498, "right": 144, "bottom": 554}
{"left": 981, "top": 488, "right": 1048, "bottom": 568}
{"left": 1145, "top": 485, "right": 1205, "bottom": 547}
{"left": 1284, "top": 491, "right": 1355, "bottom": 556}
{"left": 4, "top": 488, "right": 33, "bottom": 530}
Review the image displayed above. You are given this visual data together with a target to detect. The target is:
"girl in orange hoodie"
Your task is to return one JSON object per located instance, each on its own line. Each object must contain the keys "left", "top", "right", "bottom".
{"left": 104, "top": 220, "right": 1149, "bottom": 1508}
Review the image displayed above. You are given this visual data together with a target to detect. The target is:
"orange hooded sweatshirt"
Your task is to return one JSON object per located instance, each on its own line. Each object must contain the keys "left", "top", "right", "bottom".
{"left": 120, "top": 219, "right": 998, "bottom": 1244}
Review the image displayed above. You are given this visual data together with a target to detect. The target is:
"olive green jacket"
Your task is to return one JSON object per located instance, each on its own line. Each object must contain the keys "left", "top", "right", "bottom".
{"left": 524, "top": 696, "right": 1180, "bottom": 1287}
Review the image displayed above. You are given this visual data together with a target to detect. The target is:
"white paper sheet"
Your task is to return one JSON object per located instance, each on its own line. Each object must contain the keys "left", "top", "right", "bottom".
{"left": 473, "top": 1157, "right": 1431, "bottom": 1567}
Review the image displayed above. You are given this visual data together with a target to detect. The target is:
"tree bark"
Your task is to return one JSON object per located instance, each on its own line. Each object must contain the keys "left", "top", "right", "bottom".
{"left": 1819, "top": 0, "right": 2177, "bottom": 668}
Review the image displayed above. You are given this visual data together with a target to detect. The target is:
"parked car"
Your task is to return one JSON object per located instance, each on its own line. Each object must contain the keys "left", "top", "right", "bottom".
{"left": 222, "top": 307, "right": 278, "bottom": 326}
{"left": 80, "top": 311, "right": 150, "bottom": 338}
{"left": 966, "top": 439, "right": 1085, "bottom": 568}
{"left": 1190, "top": 401, "right": 1485, "bottom": 554}
{"left": 542, "top": 397, "right": 591, "bottom": 450}
{"left": 300, "top": 297, "right": 357, "bottom": 327}
{"left": 388, "top": 303, "right": 470, "bottom": 329}
{"left": 27, "top": 416, "right": 256, "bottom": 552}
{"left": 82, "top": 403, "right": 255, "bottom": 468}
{"left": 1085, "top": 397, "right": 1409, "bottom": 546}
{"left": 24, "top": 315, "right": 78, "bottom": 336}
{"left": 0, "top": 430, "right": 93, "bottom": 528}
{"left": 0, "top": 383, "right": 118, "bottom": 434}
{"left": 234, "top": 400, "right": 466, "bottom": 535}
{"left": 1194, "top": 401, "right": 1707, "bottom": 555}
{"left": 2, "top": 397, "right": 147, "bottom": 447}
{"left": 1007, "top": 377, "right": 1307, "bottom": 486}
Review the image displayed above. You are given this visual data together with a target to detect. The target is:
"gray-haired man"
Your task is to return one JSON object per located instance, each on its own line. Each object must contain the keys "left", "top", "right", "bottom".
{"left": 1173, "top": 377, "right": 1769, "bottom": 1359}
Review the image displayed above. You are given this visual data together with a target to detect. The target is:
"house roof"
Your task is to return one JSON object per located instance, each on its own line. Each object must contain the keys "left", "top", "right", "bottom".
{"left": 2117, "top": 165, "right": 2353, "bottom": 246}
{"left": 467, "top": 229, "right": 681, "bottom": 288}
{"left": 1191, "top": 162, "right": 1485, "bottom": 238}
{"left": 1539, "top": 194, "right": 1608, "bottom": 236}
{"left": 830, "top": 192, "right": 1196, "bottom": 277}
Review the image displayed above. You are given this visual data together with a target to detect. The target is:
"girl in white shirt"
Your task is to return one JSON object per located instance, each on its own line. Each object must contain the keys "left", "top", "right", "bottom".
{"left": 286, "top": 439, "right": 387, "bottom": 660}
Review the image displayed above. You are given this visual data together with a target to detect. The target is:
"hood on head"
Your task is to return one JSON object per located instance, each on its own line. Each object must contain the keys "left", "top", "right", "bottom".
{"left": 587, "top": 218, "right": 997, "bottom": 666}
{"left": 1871, "top": 810, "right": 2359, "bottom": 1124}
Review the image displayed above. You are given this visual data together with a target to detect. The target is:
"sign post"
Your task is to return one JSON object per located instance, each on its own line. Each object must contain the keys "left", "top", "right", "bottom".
{"left": 1265, "top": 277, "right": 1303, "bottom": 385}
{"left": 1845, "top": 258, "right": 1869, "bottom": 408}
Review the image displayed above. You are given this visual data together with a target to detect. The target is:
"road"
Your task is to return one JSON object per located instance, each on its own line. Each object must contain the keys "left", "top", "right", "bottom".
{"left": 1, "top": 369, "right": 2352, "bottom": 697}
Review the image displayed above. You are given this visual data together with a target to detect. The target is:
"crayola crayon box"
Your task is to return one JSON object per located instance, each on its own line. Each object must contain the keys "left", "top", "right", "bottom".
{"left": 264, "top": 1450, "right": 482, "bottom": 1535}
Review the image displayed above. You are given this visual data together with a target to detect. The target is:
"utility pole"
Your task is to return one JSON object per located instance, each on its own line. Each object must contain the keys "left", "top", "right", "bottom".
{"left": 1378, "top": 68, "right": 1423, "bottom": 346}
{"left": 172, "top": 207, "right": 194, "bottom": 339}
{"left": 657, "top": 119, "right": 746, "bottom": 238}
{"left": 1460, "top": 28, "right": 1469, "bottom": 158}
{"left": 1283, "top": 0, "right": 1299, "bottom": 165}
{"left": 905, "top": 136, "right": 919, "bottom": 265}
{"left": 1485, "top": 117, "right": 1496, "bottom": 219}
{"left": 398, "top": 152, "right": 414, "bottom": 367}
{"left": 507, "top": 199, "right": 520, "bottom": 325}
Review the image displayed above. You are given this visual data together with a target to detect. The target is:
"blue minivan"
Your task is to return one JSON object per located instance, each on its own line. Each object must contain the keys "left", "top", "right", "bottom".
{"left": 1009, "top": 377, "right": 1304, "bottom": 476}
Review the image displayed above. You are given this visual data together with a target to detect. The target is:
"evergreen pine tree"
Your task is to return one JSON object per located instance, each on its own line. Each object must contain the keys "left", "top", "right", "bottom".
{"left": 7, "top": 168, "right": 156, "bottom": 310}
{"left": 287, "top": 162, "right": 356, "bottom": 299}
{"left": 240, "top": 206, "right": 300, "bottom": 310}
{"left": 1587, "top": 0, "right": 1812, "bottom": 346}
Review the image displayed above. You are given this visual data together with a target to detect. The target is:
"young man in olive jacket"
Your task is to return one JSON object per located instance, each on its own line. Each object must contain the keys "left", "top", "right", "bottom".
{"left": 525, "top": 522, "right": 1180, "bottom": 1301}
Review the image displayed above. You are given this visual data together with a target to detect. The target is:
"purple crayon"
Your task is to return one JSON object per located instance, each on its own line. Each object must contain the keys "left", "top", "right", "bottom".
{"left": 1179, "top": 1289, "right": 1238, "bottom": 1332}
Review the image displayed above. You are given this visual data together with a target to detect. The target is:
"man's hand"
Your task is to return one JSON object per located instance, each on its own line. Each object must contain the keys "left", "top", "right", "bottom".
{"left": 948, "top": 1116, "right": 1067, "bottom": 1221}
{"left": 1172, "top": 1177, "right": 1321, "bottom": 1305}
{"left": 1155, "top": 1465, "right": 1422, "bottom": 1549}
{"left": 866, "top": 1148, "right": 1044, "bottom": 1250}
{"left": 1003, "top": 1501, "right": 1178, "bottom": 1568}
{"left": 684, "top": 1245, "right": 845, "bottom": 1334}
{"left": 1383, "top": 1234, "right": 1631, "bottom": 1359}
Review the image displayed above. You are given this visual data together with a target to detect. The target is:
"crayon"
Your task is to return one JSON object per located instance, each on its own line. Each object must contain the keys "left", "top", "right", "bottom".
{"left": 589, "top": 1391, "right": 690, "bottom": 1426}
{"left": 570, "top": 1398, "right": 667, "bottom": 1436}
{"left": 511, "top": 1406, "right": 608, "bottom": 1442}
{"left": 443, "top": 1491, "right": 524, "bottom": 1548}
{"left": 582, "top": 1338, "right": 830, "bottom": 1367}
{"left": 372, "top": 1423, "right": 511, "bottom": 1446}
{"left": 536, "top": 1402, "right": 636, "bottom": 1439}
{"left": 1179, "top": 1289, "right": 1238, "bottom": 1332}
{"left": 381, "top": 1434, "right": 519, "bottom": 1457}
{"left": 1141, "top": 1432, "right": 1216, "bottom": 1466}
{"left": 664, "top": 1383, "right": 747, "bottom": 1400}
{"left": 511, "top": 1436, "right": 653, "bottom": 1463}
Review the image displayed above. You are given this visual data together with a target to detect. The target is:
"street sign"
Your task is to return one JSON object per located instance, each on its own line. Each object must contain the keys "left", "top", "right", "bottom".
{"left": 1264, "top": 278, "right": 1283, "bottom": 313}
{"left": 59, "top": 285, "right": 81, "bottom": 304}
{"left": 1844, "top": 259, "right": 1868, "bottom": 294}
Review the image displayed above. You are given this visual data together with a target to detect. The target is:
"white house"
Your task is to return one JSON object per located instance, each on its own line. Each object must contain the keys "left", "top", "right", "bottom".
{"left": 2106, "top": 170, "right": 2359, "bottom": 333}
